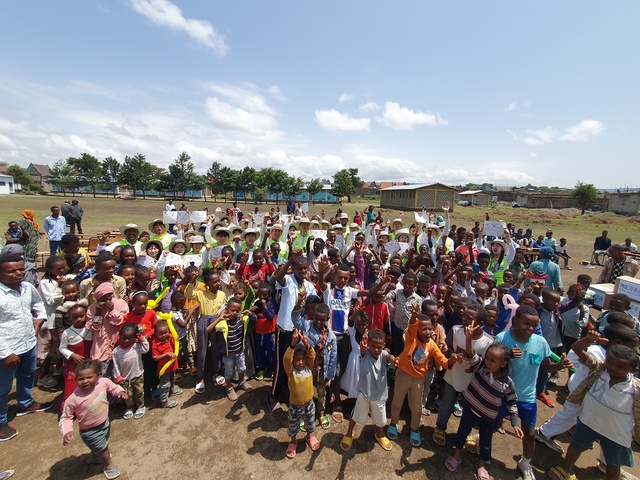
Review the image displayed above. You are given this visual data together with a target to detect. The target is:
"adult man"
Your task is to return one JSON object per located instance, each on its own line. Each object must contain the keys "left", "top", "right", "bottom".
{"left": 69, "top": 200, "right": 84, "bottom": 235}
{"left": 0, "top": 254, "right": 52, "bottom": 441}
{"left": 96, "top": 224, "right": 143, "bottom": 254}
{"left": 592, "top": 230, "right": 612, "bottom": 266}
{"left": 60, "top": 200, "right": 72, "bottom": 230}
{"left": 596, "top": 244, "right": 640, "bottom": 284}
{"left": 622, "top": 237, "right": 638, "bottom": 253}
{"left": 44, "top": 206, "right": 66, "bottom": 257}
{"left": 527, "top": 246, "right": 563, "bottom": 291}
{"left": 165, "top": 200, "right": 176, "bottom": 212}
{"left": 286, "top": 197, "right": 296, "bottom": 215}
{"left": 4, "top": 222, "right": 29, "bottom": 247}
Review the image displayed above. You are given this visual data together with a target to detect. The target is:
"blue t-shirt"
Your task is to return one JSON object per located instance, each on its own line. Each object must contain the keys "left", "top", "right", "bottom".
{"left": 495, "top": 330, "right": 551, "bottom": 403}
{"left": 357, "top": 349, "right": 390, "bottom": 401}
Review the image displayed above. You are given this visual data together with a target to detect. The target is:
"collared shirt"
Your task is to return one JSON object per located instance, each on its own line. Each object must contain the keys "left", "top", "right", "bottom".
{"left": 276, "top": 275, "right": 317, "bottom": 331}
{"left": 79, "top": 275, "right": 127, "bottom": 305}
{"left": 0, "top": 281, "right": 47, "bottom": 359}
{"left": 44, "top": 215, "right": 66, "bottom": 241}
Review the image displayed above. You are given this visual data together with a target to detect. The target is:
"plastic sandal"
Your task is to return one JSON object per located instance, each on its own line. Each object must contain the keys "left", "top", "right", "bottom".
{"left": 0, "top": 470, "right": 15, "bottom": 480}
{"left": 444, "top": 455, "right": 461, "bottom": 472}
{"left": 172, "top": 387, "right": 183, "bottom": 396}
{"left": 320, "top": 415, "right": 331, "bottom": 430}
{"left": 286, "top": 439, "right": 297, "bottom": 459}
{"left": 163, "top": 400, "right": 178, "bottom": 408}
{"left": 103, "top": 466, "right": 120, "bottom": 479}
{"left": 215, "top": 375, "right": 225, "bottom": 386}
{"left": 477, "top": 466, "right": 490, "bottom": 480}
{"left": 195, "top": 381, "right": 205, "bottom": 394}
{"left": 332, "top": 411, "right": 344, "bottom": 423}
{"left": 409, "top": 430, "right": 421, "bottom": 447}
{"left": 299, "top": 418, "right": 306, "bottom": 433}
{"left": 305, "top": 434, "right": 320, "bottom": 451}
{"left": 453, "top": 403, "right": 463, "bottom": 417}
{"left": 134, "top": 406, "right": 146, "bottom": 419}
{"left": 464, "top": 434, "right": 477, "bottom": 454}
{"left": 340, "top": 435, "right": 353, "bottom": 452}
{"left": 433, "top": 428, "right": 446, "bottom": 446}
{"left": 387, "top": 424, "right": 399, "bottom": 440}
{"left": 123, "top": 409, "right": 133, "bottom": 420}
{"left": 375, "top": 434, "right": 392, "bottom": 451}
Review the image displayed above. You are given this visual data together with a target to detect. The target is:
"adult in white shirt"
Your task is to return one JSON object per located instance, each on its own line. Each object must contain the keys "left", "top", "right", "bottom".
{"left": 96, "top": 224, "right": 143, "bottom": 254}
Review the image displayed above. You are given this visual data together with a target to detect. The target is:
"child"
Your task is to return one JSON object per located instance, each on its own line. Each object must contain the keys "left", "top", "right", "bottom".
{"left": 495, "top": 305, "right": 573, "bottom": 480}
{"left": 55, "top": 280, "right": 81, "bottom": 341}
{"left": 340, "top": 307, "right": 369, "bottom": 407}
{"left": 383, "top": 271, "right": 422, "bottom": 356}
{"left": 292, "top": 302, "right": 337, "bottom": 430}
{"left": 548, "top": 332, "right": 639, "bottom": 480}
{"left": 560, "top": 284, "right": 590, "bottom": 353}
{"left": 151, "top": 320, "right": 183, "bottom": 408}
{"left": 252, "top": 283, "right": 277, "bottom": 381}
{"left": 60, "top": 359, "right": 127, "bottom": 480}
{"left": 170, "top": 291, "right": 195, "bottom": 377}
{"left": 123, "top": 291, "right": 157, "bottom": 338}
{"left": 482, "top": 304, "right": 499, "bottom": 338}
{"left": 208, "top": 297, "right": 256, "bottom": 401}
{"left": 433, "top": 304, "right": 493, "bottom": 447}
{"left": 445, "top": 343, "right": 523, "bottom": 480}
{"left": 58, "top": 301, "right": 92, "bottom": 408}
{"left": 340, "top": 329, "right": 397, "bottom": 452}
{"left": 596, "top": 293, "right": 638, "bottom": 334}
{"left": 388, "top": 305, "right": 462, "bottom": 447}
{"left": 555, "top": 237, "right": 572, "bottom": 271}
{"left": 112, "top": 323, "right": 149, "bottom": 419}
{"left": 284, "top": 329, "right": 320, "bottom": 458}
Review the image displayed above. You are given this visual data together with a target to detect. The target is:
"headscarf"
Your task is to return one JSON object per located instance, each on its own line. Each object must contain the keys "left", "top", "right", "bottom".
{"left": 22, "top": 209, "right": 39, "bottom": 230}
{"left": 94, "top": 282, "right": 115, "bottom": 300}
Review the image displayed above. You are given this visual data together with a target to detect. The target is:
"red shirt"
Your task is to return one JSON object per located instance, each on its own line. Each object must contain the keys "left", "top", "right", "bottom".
{"left": 151, "top": 337, "right": 178, "bottom": 375}
{"left": 124, "top": 310, "right": 157, "bottom": 338}
{"left": 237, "top": 262, "right": 276, "bottom": 283}
{"left": 363, "top": 301, "right": 390, "bottom": 332}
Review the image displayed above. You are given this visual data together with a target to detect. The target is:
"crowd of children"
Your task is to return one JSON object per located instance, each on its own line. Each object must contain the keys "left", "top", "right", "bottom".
{"left": 3, "top": 202, "right": 639, "bottom": 480}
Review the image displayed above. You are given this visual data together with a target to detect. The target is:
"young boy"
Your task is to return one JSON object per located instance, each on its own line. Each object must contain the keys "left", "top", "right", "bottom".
{"left": 495, "top": 305, "right": 573, "bottom": 480}
{"left": 555, "top": 238, "right": 572, "bottom": 271}
{"left": 151, "top": 320, "right": 183, "bottom": 409}
{"left": 284, "top": 329, "right": 320, "bottom": 458}
{"left": 596, "top": 293, "right": 639, "bottom": 334}
{"left": 252, "top": 283, "right": 277, "bottom": 381}
{"left": 548, "top": 332, "right": 639, "bottom": 480}
{"left": 340, "top": 329, "right": 397, "bottom": 452}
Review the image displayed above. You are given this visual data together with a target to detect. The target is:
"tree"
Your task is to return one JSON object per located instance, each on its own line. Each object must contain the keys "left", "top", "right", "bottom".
{"left": 236, "top": 166, "right": 256, "bottom": 202}
{"left": 332, "top": 169, "right": 355, "bottom": 202}
{"left": 101, "top": 157, "right": 120, "bottom": 198}
{"left": 119, "top": 154, "right": 155, "bottom": 199}
{"left": 6, "top": 165, "right": 34, "bottom": 191}
{"left": 68, "top": 153, "right": 103, "bottom": 197}
{"left": 347, "top": 168, "right": 362, "bottom": 197}
{"left": 306, "top": 178, "right": 324, "bottom": 204}
{"left": 283, "top": 175, "right": 304, "bottom": 199}
{"left": 206, "top": 161, "right": 225, "bottom": 202}
{"left": 572, "top": 181, "right": 598, "bottom": 215}
{"left": 218, "top": 166, "right": 238, "bottom": 201}
{"left": 49, "top": 160, "right": 81, "bottom": 195}
{"left": 167, "top": 151, "right": 195, "bottom": 197}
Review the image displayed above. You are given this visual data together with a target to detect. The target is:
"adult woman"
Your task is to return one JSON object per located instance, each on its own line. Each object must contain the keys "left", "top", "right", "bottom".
{"left": 19, "top": 209, "right": 42, "bottom": 262}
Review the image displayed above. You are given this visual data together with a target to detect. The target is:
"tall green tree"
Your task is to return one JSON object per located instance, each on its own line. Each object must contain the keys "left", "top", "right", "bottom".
{"left": 219, "top": 166, "right": 238, "bottom": 201}
{"left": 572, "top": 181, "right": 598, "bottom": 215}
{"left": 206, "top": 161, "right": 225, "bottom": 202}
{"left": 283, "top": 175, "right": 304, "bottom": 199}
{"left": 236, "top": 166, "right": 256, "bottom": 202}
{"left": 68, "top": 153, "right": 102, "bottom": 197}
{"left": 306, "top": 178, "right": 324, "bottom": 204}
{"left": 6, "top": 165, "right": 34, "bottom": 191}
{"left": 101, "top": 157, "right": 121, "bottom": 198}
{"left": 167, "top": 151, "right": 195, "bottom": 197}
{"left": 332, "top": 169, "right": 355, "bottom": 202}
{"left": 49, "top": 160, "right": 81, "bottom": 196}
{"left": 119, "top": 154, "right": 155, "bottom": 199}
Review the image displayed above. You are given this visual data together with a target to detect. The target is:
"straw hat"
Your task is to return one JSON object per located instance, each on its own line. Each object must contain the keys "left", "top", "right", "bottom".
{"left": 168, "top": 239, "right": 191, "bottom": 253}
{"left": 242, "top": 228, "right": 259, "bottom": 240}
{"left": 148, "top": 218, "right": 167, "bottom": 231}
{"left": 119, "top": 223, "right": 141, "bottom": 237}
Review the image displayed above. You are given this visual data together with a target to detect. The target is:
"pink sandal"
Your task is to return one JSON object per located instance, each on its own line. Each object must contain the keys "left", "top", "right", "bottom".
{"left": 286, "top": 439, "right": 297, "bottom": 459}
{"left": 476, "top": 466, "right": 490, "bottom": 480}
{"left": 305, "top": 435, "right": 320, "bottom": 451}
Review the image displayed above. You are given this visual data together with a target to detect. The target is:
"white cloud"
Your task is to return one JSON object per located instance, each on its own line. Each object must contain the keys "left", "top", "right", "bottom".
{"left": 338, "top": 93, "right": 353, "bottom": 103}
{"left": 505, "top": 102, "right": 517, "bottom": 112}
{"left": 522, "top": 119, "right": 604, "bottom": 145}
{"left": 528, "top": 151, "right": 538, "bottom": 158}
{"left": 359, "top": 102, "right": 380, "bottom": 114}
{"left": 376, "top": 101, "right": 448, "bottom": 130}
{"left": 558, "top": 119, "right": 604, "bottom": 142}
{"left": 0, "top": 134, "right": 17, "bottom": 150}
{"left": 268, "top": 85, "right": 287, "bottom": 102}
{"left": 314, "top": 109, "right": 370, "bottom": 132}
{"left": 128, "top": 0, "right": 228, "bottom": 57}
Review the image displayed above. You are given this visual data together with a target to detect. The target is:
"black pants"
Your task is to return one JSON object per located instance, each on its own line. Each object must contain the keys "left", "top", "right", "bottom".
{"left": 270, "top": 329, "right": 293, "bottom": 402}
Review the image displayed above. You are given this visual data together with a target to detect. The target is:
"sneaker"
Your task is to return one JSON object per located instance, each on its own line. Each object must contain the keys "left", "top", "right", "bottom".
{"left": 237, "top": 381, "right": 253, "bottom": 392}
{"left": 537, "top": 392, "right": 554, "bottom": 408}
{"left": 37, "top": 375, "right": 58, "bottom": 389}
{"left": 0, "top": 424, "right": 18, "bottom": 442}
{"left": 534, "top": 428, "right": 564, "bottom": 453}
{"left": 16, "top": 401, "right": 52, "bottom": 416}
{"left": 518, "top": 459, "right": 537, "bottom": 480}
{"left": 255, "top": 370, "right": 265, "bottom": 381}
{"left": 226, "top": 387, "right": 238, "bottom": 401}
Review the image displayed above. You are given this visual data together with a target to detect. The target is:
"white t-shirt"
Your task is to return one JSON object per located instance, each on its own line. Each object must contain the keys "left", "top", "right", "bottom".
{"left": 567, "top": 344, "right": 606, "bottom": 392}
{"left": 276, "top": 274, "right": 316, "bottom": 332}
{"left": 444, "top": 326, "right": 493, "bottom": 392}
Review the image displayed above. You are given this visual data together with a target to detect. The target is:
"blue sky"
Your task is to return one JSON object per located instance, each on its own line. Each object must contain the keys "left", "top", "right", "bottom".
{"left": 1, "top": 1, "right": 638, "bottom": 188}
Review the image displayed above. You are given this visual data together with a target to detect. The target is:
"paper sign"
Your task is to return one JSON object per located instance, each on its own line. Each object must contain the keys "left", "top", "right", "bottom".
{"left": 348, "top": 232, "right": 357, "bottom": 244}
{"left": 310, "top": 229, "right": 327, "bottom": 240}
{"left": 398, "top": 242, "right": 410, "bottom": 255}
{"left": 163, "top": 211, "right": 177, "bottom": 223}
{"left": 138, "top": 255, "right": 156, "bottom": 268}
{"left": 385, "top": 241, "right": 400, "bottom": 254}
{"left": 301, "top": 202, "right": 309, "bottom": 213}
{"left": 176, "top": 211, "right": 190, "bottom": 224}
{"left": 190, "top": 211, "right": 207, "bottom": 223}
{"left": 212, "top": 246, "right": 224, "bottom": 259}
{"left": 483, "top": 221, "right": 506, "bottom": 237}
{"left": 164, "top": 252, "right": 183, "bottom": 267}
{"left": 253, "top": 212, "right": 265, "bottom": 226}
{"left": 182, "top": 254, "right": 202, "bottom": 268}
{"left": 414, "top": 211, "right": 429, "bottom": 224}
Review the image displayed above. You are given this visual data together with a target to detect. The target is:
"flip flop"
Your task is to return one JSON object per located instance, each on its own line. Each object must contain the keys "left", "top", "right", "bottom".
{"left": 433, "top": 428, "right": 446, "bottom": 446}
{"left": 332, "top": 411, "right": 344, "bottom": 423}
{"left": 320, "top": 415, "right": 331, "bottom": 430}
{"left": 215, "top": 375, "right": 226, "bottom": 386}
{"left": 267, "top": 398, "right": 287, "bottom": 418}
{"left": 163, "top": 400, "right": 178, "bottom": 408}
{"left": 340, "top": 435, "right": 353, "bottom": 452}
{"left": 476, "top": 466, "right": 490, "bottom": 480}
{"left": 444, "top": 455, "right": 461, "bottom": 472}
{"left": 103, "top": 466, "right": 121, "bottom": 479}
{"left": 286, "top": 439, "right": 297, "bottom": 459}
{"left": 387, "top": 424, "right": 399, "bottom": 440}
{"left": 123, "top": 409, "right": 133, "bottom": 420}
{"left": 134, "top": 406, "right": 146, "bottom": 419}
{"left": 465, "top": 434, "right": 478, "bottom": 454}
{"left": 305, "top": 435, "right": 320, "bottom": 451}
{"left": 195, "top": 381, "right": 205, "bottom": 394}
{"left": 409, "top": 430, "right": 421, "bottom": 447}
{"left": 375, "top": 434, "right": 392, "bottom": 451}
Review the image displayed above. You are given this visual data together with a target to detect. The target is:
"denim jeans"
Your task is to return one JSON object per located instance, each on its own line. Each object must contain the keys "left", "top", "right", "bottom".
{"left": 453, "top": 405, "right": 495, "bottom": 463}
{"left": 436, "top": 380, "right": 460, "bottom": 431}
{"left": 0, "top": 346, "right": 37, "bottom": 425}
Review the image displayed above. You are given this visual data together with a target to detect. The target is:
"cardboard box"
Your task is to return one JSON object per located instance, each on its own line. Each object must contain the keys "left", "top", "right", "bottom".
{"left": 614, "top": 275, "right": 640, "bottom": 303}
{"left": 627, "top": 300, "right": 640, "bottom": 320}
{"left": 588, "top": 283, "right": 615, "bottom": 308}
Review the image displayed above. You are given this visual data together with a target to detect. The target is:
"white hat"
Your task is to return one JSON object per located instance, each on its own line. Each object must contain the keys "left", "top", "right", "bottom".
{"left": 148, "top": 218, "right": 167, "bottom": 231}
{"left": 392, "top": 217, "right": 403, "bottom": 225}
{"left": 333, "top": 224, "right": 344, "bottom": 231}
{"left": 349, "top": 223, "right": 360, "bottom": 229}
{"left": 270, "top": 222, "right": 284, "bottom": 231}
{"left": 229, "top": 225, "right": 244, "bottom": 235}
{"left": 339, "top": 212, "right": 349, "bottom": 219}
{"left": 396, "top": 228, "right": 410, "bottom": 237}
{"left": 242, "top": 228, "right": 258, "bottom": 240}
{"left": 190, "top": 235, "right": 205, "bottom": 244}
{"left": 487, "top": 238, "right": 508, "bottom": 251}
{"left": 168, "top": 239, "right": 191, "bottom": 253}
{"left": 119, "top": 223, "right": 141, "bottom": 237}
{"left": 212, "top": 226, "right": 231, "bottom": 237}
{"left": 378, "top": 230, "right": 391, "bottom": 238}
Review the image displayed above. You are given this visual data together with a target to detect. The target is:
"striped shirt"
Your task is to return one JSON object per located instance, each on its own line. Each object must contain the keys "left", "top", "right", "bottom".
{"left": 463, "top": 357, "right": 520, "bottom": 427}
{"left": 226, "top": 318, "right": 244, "bottom": 355}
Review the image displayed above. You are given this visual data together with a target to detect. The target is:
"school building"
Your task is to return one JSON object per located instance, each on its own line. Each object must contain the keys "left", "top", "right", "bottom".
{"left": 380, "top": 183, "right": 457, "bottom": 212}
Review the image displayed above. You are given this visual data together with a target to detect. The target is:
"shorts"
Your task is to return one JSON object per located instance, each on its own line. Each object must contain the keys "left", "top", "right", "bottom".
{"left": 222, "top": 352, "right": 246, "bottom": 379}
{"left": 572, "top": 419, "right": 635, "bottom": 468}
{"left": 79, "top": 419, "right": 110, "bottom": 453}
{"left": 499, "top": 401, "right": 536, "bottom": 429}
{"left": 352, "top": 391, "right": 386, "bottom": 428}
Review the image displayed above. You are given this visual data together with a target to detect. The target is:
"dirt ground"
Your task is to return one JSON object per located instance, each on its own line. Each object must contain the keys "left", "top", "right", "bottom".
{"left": 2, "top": 368, "right": 639, "bottom": 480}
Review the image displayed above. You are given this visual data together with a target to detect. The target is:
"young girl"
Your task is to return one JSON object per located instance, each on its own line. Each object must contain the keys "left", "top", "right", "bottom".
{"left": 37, "top": 255, "right": 68, "bottom": 389}
{"left": 116, "top": 245, "right": 137, "bottom": 275}
{"left": 60, "top": 359, "right": 127, "bottom": 480}
{"left": 445, "top": 343, "right": 523, "bottom": 480}
{"left": 59, "top": 301, "right": 92, "bottom": 409}
{"left": 112, "top": 323, "right": 149, "bottom": 419}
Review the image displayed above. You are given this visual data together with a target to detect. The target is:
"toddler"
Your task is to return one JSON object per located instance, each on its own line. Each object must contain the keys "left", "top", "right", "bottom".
{"left": 112, "top": 323, "right": 149, "bottom": 419}
{"left": 151, "top": 320, "right": 183, "bottom": 408}
{"left": 58, "top": 301, "right": 92, "bottom": 408}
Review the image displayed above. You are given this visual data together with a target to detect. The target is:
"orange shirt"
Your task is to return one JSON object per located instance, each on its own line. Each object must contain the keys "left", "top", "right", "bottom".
{"left": 397, "top": 320, "right": 449, "bottom": 378}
